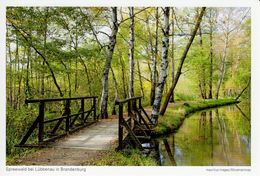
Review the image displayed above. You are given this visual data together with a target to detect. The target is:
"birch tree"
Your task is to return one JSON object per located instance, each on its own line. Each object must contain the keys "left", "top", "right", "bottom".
{"left": 150, "top": 8, "right": 159, "bottom": 105}
{"left": 100, "top": 7, "right": 119, "bottom": 118}
{"left": 215, "top": 9, "right": 231, "bottom": 99}
{"left": 214, "top": 8, "right": 248, "bottom": 99}
{"left": 128, "top": 7, "right": 135, "bottom": 98}
{"left": 160, "top": 7, "right": 206, "bottom": 116}
{"left": 151, "top": 7, "right": 170, "bottom": 123}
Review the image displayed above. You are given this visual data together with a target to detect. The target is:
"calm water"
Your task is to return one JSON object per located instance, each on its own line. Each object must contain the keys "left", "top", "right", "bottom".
{"left": 157, "top": 103, "right": 251, "bottom": 166}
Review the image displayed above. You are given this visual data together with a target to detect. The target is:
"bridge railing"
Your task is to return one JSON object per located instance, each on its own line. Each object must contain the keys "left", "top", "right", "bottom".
{"left": 115, "top": 96, "right": 153, "bottom": 150}
{"left": 16, "top": 96, "right": 97, "bottom": 147}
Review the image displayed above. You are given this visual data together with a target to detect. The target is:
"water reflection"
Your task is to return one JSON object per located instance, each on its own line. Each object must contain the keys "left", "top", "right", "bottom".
{"left": 163, "top": 138, "right": 176, "bottom": 165}
{"left": 157, "top": 103, "right": 251, "bottom": 166}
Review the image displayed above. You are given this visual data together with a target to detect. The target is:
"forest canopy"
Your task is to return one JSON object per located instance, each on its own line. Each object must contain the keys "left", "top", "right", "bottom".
{"left": 6, "top": 6, "right": 250, "bottom": 130}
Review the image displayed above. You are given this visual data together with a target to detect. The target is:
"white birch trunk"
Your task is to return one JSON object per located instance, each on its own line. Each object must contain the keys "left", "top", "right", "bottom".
{"left": 128, "top": 7, "right": 135, "bottom": 98}
{"left": 100, "top": 7, "right": 118, "bottom": 118}
{"left": 151, "top": 7, "right": 170, "bottom": 123}
{"left": 150, "top": 8, "right": 159, "bottom": 105}
{"left": 160, "top": 7, "right": 206, "bottom": 116}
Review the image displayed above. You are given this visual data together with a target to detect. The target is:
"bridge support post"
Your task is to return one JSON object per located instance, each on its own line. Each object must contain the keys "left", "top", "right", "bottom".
{"left": 93, "top": 97, "right": 97, "bottom": 121}
{"left": 118, "top": 103, "right": 123, "bottom": 150}
{"left": 81, "top": 99, "right": 84, "bottom": 122}
{"left": 138, "top": 98, "right": 142, "bottom": 124}
{"left": 65, "top": 100, "right": 71, "bottom": 134}
{"left": 115, "top": 96, "right": 152, "bottom": 150}
{"left": 38, "top": 101, "right": 45, "bottom": 144}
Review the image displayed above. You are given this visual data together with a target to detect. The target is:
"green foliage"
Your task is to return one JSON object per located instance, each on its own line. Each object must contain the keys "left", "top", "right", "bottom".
{"left": 6, "top": 105, "right": 38, "bottom": 157}
{"left": 175, "top": 92, "right": 196, "bottom": 101}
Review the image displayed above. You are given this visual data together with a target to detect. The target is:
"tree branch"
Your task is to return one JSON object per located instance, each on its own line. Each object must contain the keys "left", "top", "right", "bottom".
{"left": 119, "top": 7, "right": 150, "bottom": 24}
{"left": 9, "top": 21, "right": 64, "bottom": 97}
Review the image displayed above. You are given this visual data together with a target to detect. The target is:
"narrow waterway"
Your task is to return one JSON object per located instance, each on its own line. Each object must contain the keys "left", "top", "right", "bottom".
{"left": 157, "top": 102, "right": 251, "bottom": 166}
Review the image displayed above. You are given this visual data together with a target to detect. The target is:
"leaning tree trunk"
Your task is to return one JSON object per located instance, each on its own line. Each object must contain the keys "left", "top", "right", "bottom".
{"left": 160, "top": 7, "right": 206, "bottom": 116}
{"left": 100, "top": 7, "right": 118, "bottom": 119}
{"left": 128, "top": 7, "right": 135, "bottom": 98}
{"left": 151, "top": 7, "right": 170, "bottom": 123}
{"left": 235, "top": 79, "right": 250, "bottom": 100}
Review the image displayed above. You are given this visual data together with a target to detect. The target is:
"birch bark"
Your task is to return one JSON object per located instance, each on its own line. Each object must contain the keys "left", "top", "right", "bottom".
{"left": 150, "top": 8, "right": 159, "bottom": 105}
{"left": 160, "top": 7, "right": 206, "bottom": 116}
{"left": 151, "top": 7, "right": 170, "bottom": 123}
{"left": 100, "top": 7, "right": 118, "bottom": 118}
{"left": 128, "top": 7, "right": 135, "bottom": 98}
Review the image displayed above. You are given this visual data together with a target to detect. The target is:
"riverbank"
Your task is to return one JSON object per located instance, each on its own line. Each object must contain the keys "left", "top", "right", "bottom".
{"left": 152, "top": 98, "right": 240, "bottom": 137}
{"left": 8, "top": 98, "right": 239, "bottom": 166}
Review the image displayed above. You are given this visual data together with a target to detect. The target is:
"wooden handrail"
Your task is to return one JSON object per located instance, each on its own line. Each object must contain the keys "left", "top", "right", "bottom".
{"left": 16, "top": 96, "right": 98, "bottom": 148}
{"left": 25, "top": 96, "right": 98, "bottom": 103}
{"left": 115, "top": 96, "right": 142, "bottom": 105}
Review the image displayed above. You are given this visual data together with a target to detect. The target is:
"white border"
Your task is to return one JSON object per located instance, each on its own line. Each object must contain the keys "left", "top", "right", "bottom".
{"left": 1, "top": 1, "right": 259, "bottom": 176}
{"left": 1, "top": 0, "right": 254, "bottom": 7}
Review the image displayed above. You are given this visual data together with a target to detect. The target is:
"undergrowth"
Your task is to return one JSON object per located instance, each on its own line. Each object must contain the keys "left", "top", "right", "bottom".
{"left": 95, "top": 149, "right": 157, "bottom": 166}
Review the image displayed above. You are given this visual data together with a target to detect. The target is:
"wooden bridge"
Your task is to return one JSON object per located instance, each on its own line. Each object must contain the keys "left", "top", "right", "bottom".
{"left": 116, "top": 96, "right": 154, "bottom": 150}
{"left": 16, "top": 96, "right": 154, "bottom": 151}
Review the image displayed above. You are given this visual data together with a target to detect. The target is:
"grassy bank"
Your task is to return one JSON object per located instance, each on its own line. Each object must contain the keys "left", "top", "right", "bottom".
{"left": 93, "top": 149, "right": 157, "bottom": 166}
{"left": 153, "top": 98, "right": 239, "bottom": 136}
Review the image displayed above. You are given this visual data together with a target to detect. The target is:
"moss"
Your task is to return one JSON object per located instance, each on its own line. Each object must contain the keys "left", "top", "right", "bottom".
{"left": 94, "top": 149, "right": 157, "bottom": 166}
{"left": 153, "top": 98, "right": 239, "bottom": 136}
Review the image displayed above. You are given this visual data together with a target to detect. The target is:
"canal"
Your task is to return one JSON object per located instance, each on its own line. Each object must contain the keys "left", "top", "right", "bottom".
{"left": 157, "top": 102, "right": 251, "bottom": 166}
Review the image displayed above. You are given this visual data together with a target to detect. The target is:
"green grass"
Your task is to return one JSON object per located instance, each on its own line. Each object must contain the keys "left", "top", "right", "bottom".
{"left": 94, "top": 149, "right": 157, "bottom": 166}
{"left": 154, "top": 98, "right": 239, "bottom": 136}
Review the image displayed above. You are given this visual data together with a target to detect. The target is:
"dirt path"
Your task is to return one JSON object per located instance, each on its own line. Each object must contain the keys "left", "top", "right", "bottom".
{"left": 12, "top": 148, "right": 112, "bottom": 165}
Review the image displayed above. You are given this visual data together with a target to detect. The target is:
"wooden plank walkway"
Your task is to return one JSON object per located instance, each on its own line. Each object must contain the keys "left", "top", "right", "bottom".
{"left": 52, "top": 119, "right": 118, "bottom": 150}
{"left": 10, "top": 96, "right": 154, "bottom": 165}
{"left": 10, "top": 118, "right": 118, "bottom": 165}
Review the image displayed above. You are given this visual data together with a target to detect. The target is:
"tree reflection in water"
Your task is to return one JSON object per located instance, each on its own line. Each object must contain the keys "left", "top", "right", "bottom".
{"left": 157, "top": 104, "right": 251, "bottom": 166}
